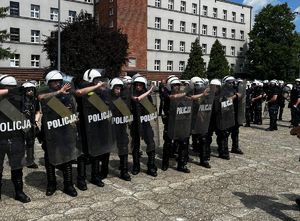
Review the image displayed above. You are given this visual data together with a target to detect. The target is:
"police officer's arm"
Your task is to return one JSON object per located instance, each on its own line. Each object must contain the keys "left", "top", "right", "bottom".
{"left": 190, "top": 88, "right": 210, "bottom": 100}
{"left": 38, "top": 83, "right": 72, "bottom": 101}
{"left": 251, "top": 94, "right": 262, "bottom": 102}
{"left": 132, "top": 85, "right": 154, "bottom": 102}
{"left": 294, "top": 97, "right": 300, "bottom": 108}
{"left": 267, "top": 95, "right": 278, "bottom": 104}
{"left": 169, "top": 92, "right": 187, "bottom": 100}
{"left": 75, "top": 82, "right": 103, "bottom": 97}
{"left": 0, "top": 89, "right": 8, "bottom": 96}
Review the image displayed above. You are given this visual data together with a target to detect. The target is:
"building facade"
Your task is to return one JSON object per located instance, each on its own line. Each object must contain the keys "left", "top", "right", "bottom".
{"left": 96, "top": 0, "right": 252, "bottom": 80}
{"left": 0, "top": 0, "right": 94, "bottom": 80}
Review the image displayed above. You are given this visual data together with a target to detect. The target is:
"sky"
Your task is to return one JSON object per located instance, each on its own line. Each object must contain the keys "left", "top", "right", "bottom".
{"left": 231, "top": 0, "right": 300, "bottom": 32}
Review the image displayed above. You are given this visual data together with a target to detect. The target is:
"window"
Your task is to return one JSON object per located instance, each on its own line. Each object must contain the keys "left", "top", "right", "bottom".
{"left": 232, "top": 12, "right": 236, "bottom": 22}
{"left": 202, "top": 6, "right": 208, "bottom": 16}
{"left": 109, "top": 20, "right": 114, "bottom": 28}
{"left": 168, "top": 0, "right": 174, "bottom": 10}
{"left": 10, "top": 1, "right": 19, "bottom": 16}
{"left": 31, "top": 55, "right": 40, "bottom": 67}
{"left": 167, "top": 40, "right": 173, "bottom": 51}
{"left": 231, "top": 46, "right": 235, "bottom": 56}
{"left": 222, "top": 28, "right": 227, "bottom": 38}
{"left": 50, "top": 8, "right": 59, "bottom": 21}
{"left": 155, "top": 39, "right": 161, "bottom": 50}
{"left": 202, "top": 25, "right": 207, "bottom": 35}
{"left": 109, "top": 8, "right": 114, "bottom": 16}
{"left": 239, "top": 47, "right": 244, "bottom": 55}
{"left": 179, "top": 41, "right": 185, "bottom": 52}
{"left": 180, "top": 1, "right": 186, "bottom": 12}
{"left": 84, "top": 0, "right": 92, "bottom": 2}
{"left": 167, "top": 61, "right": 173, "bottom": 71}
{"left": 155, "top": 17, "right": 161, "bottom": 29}
{"left": 31, "top": 30, "right": 40, "bottom": 43}
{"left": 192, "top": 3, "right": 197, "bottom": 14}
{"left": 223, "top": 10, "right": 227, "bottom": 20}
{"left": 213, "top": 8, "right": 218, "bottom": 18}
{"left": 168, "top": 19, "right": 174, "bottom": 31}
{"left": 212, "top": 26, "right": 217, "bottom": 36}
{"left": 241, "top": 13, "right": 245, "bottom": 23}
{"left": 31, "top": 5, "right": 40, "bottom": 19}
{"left": 230, "top": 64, "right": 235, "bottom": 70}
{"left": 154, "top": 60, "right": 160, "bottom": 71}
{"left": 10, "top": 54, "right": 20, "bottom": 67}
{"left": 222, "top": 46, "right": 226, "bottom": 54}
{"left": 69, "top": 11, "right": 76, "bottom": 23}
{"left": 202, "top": 44, "right": 207, "bottom": 54}
{"left": 231, "top": 29, "right": 236, "bottom": 39}
{"left": 191, "top": 23, "right": 197, "bottom": 34}
{"left": 10, "top": 28, "right": 20, "bottom": 42}
{"left": 155, "top": 0, "right": 161, "bottom": 7}
{"left": 180, "top": 21, "right": 185, "bottom": 32}
{"left": 240, "top": 30, "right": 244, "bottom": 40}
{"left": 128, "top": 58, "right": 136, "bottom": 67}
{"left": 179, "top": 61, "right": 185, "bottom": 71}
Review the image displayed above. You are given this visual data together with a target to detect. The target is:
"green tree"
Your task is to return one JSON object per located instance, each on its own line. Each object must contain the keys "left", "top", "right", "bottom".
{"left": 181, "top": 38, "right": 205, "bottom": 79}
{"left": 247, "top": 3, "right": 298, "bottom": 81}
{"left": 0, "top": 7, "right": 13, "bottom": 60}
{"left": 206, "top": 39, "right": 230, "bottom": 79}
{"left": 43, "top": 12, "right": 128, "bottom": 78}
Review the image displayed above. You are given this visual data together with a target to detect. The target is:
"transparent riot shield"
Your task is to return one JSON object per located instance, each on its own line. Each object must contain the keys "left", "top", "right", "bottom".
{"left": 82, "top": 93, "right": 116, "bottom": 157}
{"left": 168, "top": 96, "right": 193, "bottom": 140}
{"left": 216, "top": 85, "right": 235, "bottom": 131}
{"left": 110, "top": 97, "right": 133, "bottom": 156}
{"left": 237, "top": 80, "right": 247, "bottom": 125}
{"left": 42, "top": 96, "right": 81, "bottom": 165}
{"left": 191, "top": 86, "right": 215, "bottom": 135}
{"left": 0, "top": 98, "right": 32, "bottom": 169}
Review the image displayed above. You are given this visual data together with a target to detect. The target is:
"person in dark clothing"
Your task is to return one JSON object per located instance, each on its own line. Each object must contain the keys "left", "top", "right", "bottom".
{"left": 245, "top": 81, "right": 253, "bottom": 127}
{"left": 158, "top": 79, "right": 166, "bottom": 116}
{"left": 289, "top": 79, "right": 300, "bottom": 127}
{"left": 265, "top": 80, "right": 280, "bottom": 131}
{"left": 277, "top": 80, "right": 285, "bottom": 121}
{"left": 251, "top": 81, "right": 264, "bottom": 125}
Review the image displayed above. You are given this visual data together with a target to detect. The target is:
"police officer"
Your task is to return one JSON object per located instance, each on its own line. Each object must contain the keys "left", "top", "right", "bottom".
{"left": 245, "top": 81, "right": 253, "bottom": 127}
{"left": 265, "top": 80, "right": 280, "bottom": 131}
{"left": 22, "top": 82, "right": 40, "bottom": 169}
{"left": 131, "top": 76, "right": 158, "bottom": 177}
{"left": 252, "top": 80, "right": 264, "bottom": 125}
{"left": 277, "top": 80, "right": 285, "bottom": 121}
{"left": 289, "top": 79, "right": 300, "bottom": 127}
{"left": 0, "top": 75, "right": 31, "bottom": 203}
{"left": 38, "top": 70, "right": 79, "bottom": 197}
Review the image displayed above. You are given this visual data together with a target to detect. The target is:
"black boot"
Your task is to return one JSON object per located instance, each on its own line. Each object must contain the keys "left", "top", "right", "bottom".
{"left": 62, "top": 163, "right": 77, "bottom": 197}
{"left": 91, "top": 158, "right": 104, "bottom": 187}
{"left": 218, "top": 135, "right": 230, "bottom": 160}
{"left": 119, "top": 155, "right": 131, "bottom": 181}
{"left": 147, "top": 151, "right": 157, "bottom": 177}
{"left": 296, "top": 198, "right": 300, "bottom": 207}
{"left": 100, "top": 153, "right": 110, "bottom": 179}
{"left": 45, "top": 156, "right": 57, "bottom": 196}
{"left": 161, "top": 143, "right": 170, "bottom": 171}
{"left": 26, "top": 147, "right": 38, "bottom": 169}
{"left": 199, "top": 136, "right": 211, "bottom": 168}
{"left": 177, "top": 141, "right": 190, "bottom": 173}
{"left": 231, "top": 132, "right": 244, "bottom": 155}
{"left": 11, "top": 169, "right": 31, "bottom": 203}
{"left": 131, "top": 146, "right": 140, "bottom": 175}
{"left": 77, "top": 156, "right": 87, "bottom": 191}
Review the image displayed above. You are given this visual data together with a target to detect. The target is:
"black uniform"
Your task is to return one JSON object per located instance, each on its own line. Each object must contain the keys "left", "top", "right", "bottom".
{"left": 277, "top": 85, "right": 285, "bottom": 121}
{"left": 266, "top": 85, "right": 280, "bottom": 131}
{"left": 245, "top": 86, "right": 253, "bottom": 127}
{"left": 289, "top": 85, "right": 300, "bottom": 127}
{"left": 252, "top": 85, "right": 264, "bottom": 124}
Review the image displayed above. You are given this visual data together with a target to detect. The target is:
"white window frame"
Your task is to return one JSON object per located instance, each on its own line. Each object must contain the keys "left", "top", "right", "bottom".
{"left": 231, "top": 29, "right": 236, "bottom": 39}
{"left": 69, "top": 10, "right": 76, "bottom": 23}
{"left": 31, "top": 55, "right": 40, "bottom": 67}
{"left": 128, "top": 58, "right": 136, "bottom": 67}
{"left": 109, "top": 20, "right": 114, "bottom": 28}
{"left": 222, "top": 28, "right": 227, "bottom": 38}
{"left": 168, "top": 0, "right": 174, "bottom": 10}
{"left": 179, "top": 61, "right": 185, "bottom": 71}
{"left": 109, "top": 7, "right": 114, "bottom": 16}
{"left": 213, "top": 8, "right": 218, "bottom": 18}
{"left": 192, "top": 3, "right": 197, "bottom": 14}
{"left": 202, "top": 44, "right": 207, "bottom": 54}
{"left": 202, "top": 25, "right": 207, "bottom": 35}
{"left": 180, "top": 21, "right": 185, "bottom": 32}
{"left": 191, "top": 23, "right": 197, "bottom": 34}
{"left": 155, "top": 39, "right": 161, "bottom": 50}
{"left": 154, "top": 60, "right": 161, "bottom": 71}
{"left": 222, "top": 46, "right": 226, "bottom": 54}
{"left": 168, "top": 19, "right": 174, "bottom": 31}
{"left": 212, "top": 26, "right": 217, "bottom": 36}
{"left": 202, "top": 5, "right": 208, "bottom": 16}
{"left": 10, "top": 54, "right": 20, "bottom": 67}
{"left": 223, "top": 10, "right": 227, "bottom": 20}
{"left": 31, "top": 30, "right": 40, "bottom": 43}
{"left": 240, "top": 30, "right": 244, "bottom": 40}
{"left": 232, "top": 12, "right": 236, "bottom": 22}
{"left": 241, "top": 13, "right": 245, "bottom": 23}
{"left": 180, "top": 1, "right": 186, "bottom": 12}
{"left": 167, "top": 60, "right": 173, "bottom": 71}
{"left": 155, "top": 0, "right": 161, "bottom": 8}
{"left": 155, "top": 17, "right": 161, "bottom": 29}
{"left": 231, "top": 46, "right": 235, "bottom": 56}
{"left": 50, "top": 8, "right": 59, "bottom": 21}
{"left": 31, "top": 4, "right": 40, "bottom": 19}
{"left": 179, "top": 41, "right": 185, "bottom": 52}
{"left": 167, "top": 40, "right": 173, "bottom": 51}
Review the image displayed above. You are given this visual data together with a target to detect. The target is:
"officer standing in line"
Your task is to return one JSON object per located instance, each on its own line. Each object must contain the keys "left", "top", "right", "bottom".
{"left": 38, "top": 70, "right": 80, "bottom": 197}
{"left": 131, "top": 76, "right": 158, "bottom": 177}
{"left": 265, "top": 80, "right": 280, "bottom": 131}
{"left": 277, "top": 80, "right": 285, "bottom": 121}
{"left": 245, "top": 81, "right": 253, "bottom": 127}
{"left": 252, "top": 80, "right": 264, "bottom": 125}
{"left": 22, "top": 81, "right": 40, "bottom": 169}
{"left": 289, "top": 79, "right": 300, "bottom": 127}
{"left": 0, "top": 75, "right": 31, "bottom": 203}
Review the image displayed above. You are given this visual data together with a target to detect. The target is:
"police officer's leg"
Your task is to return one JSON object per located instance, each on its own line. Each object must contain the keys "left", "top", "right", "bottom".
{"left": 199, "top": 135, "right": 211, "bottom": 168}
{"left": 217, "top": 130, "right": 230, "bottom": 160}
{"left": 278, "top": 105, "right": 284, "bottom": 121}
{"left": 118, "top": 129, "right": 131, "bottom": 181}
{"left": 231, "top": 125, "right": 243, "bottom": 154}
{"left": 77, "top": 154, "right": 87, "bottom": 191}
{"left": 90, "top": 156, "right": 104, "bottom": 187}
{"left": 100, "top": 152, "right": 110, "bottom": 179}
{"left": 162, "top": 121, "right": 171, "bottom": 171}
{"left": 26, "top": 137, "right": 38, "bottom": 169}
{"left": 177, "top": 138, "right": 190, "bottom": 173}
{"left": 62, "top": 162, "right": 77, "bottom": 197}
{"left": 11, "top": 169, "right": 30, "bottom": 203}
{"left": 131, "top": 124, "right": 141, "bottom": 175}
{"left": 143, "top": 123, "right": 157, "bottom": 177}
{"left": 257, "top": 103, "right": 262, "bottom": 124}
{"left": 119, "top": 154, "right": 131, "bottom": 181}
{"left": 43, "top": 143, "right": 57, "bottom": 196}
{"left": 245, "top": 107, "right": 251, "bottom": 127}
{"left": 0, "top": 140, "right": 7, "bottom": 200}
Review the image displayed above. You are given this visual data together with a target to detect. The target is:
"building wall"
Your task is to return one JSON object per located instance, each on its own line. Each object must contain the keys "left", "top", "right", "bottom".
{"left": 0, "top": 0, "right": 93, "bottom": 79}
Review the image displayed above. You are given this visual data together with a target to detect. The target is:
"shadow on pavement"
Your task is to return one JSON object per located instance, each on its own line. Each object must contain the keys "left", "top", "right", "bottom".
{"left": 1, "top": 178, "right": 15, "bottom": 199}
{"left": 233, "top": 192, "right": 299, "bottom": 221}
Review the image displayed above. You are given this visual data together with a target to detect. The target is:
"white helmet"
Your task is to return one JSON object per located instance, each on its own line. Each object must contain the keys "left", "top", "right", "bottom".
{"left": 278, "top": 80, "right": 284, "bottom": 85}
{"left": 83, "top": 69, "right": 105, "bottom": 83}
{"left": 132, "top": 73, "right": 142, "bottom": 81}
{"left": 263, "top": 80, "right": 269, "bottom": 84}
{"left": 252, "top": 80, "right": 260, "bottom": 86}
{"left": 286, "top": 84, "right": 293, "bottom": 90}
{"left": 133, "top": 76, "right": 147, "bottom": 88}
{"left": 45, "top": 70, "right": 63, "bottom": 84}
{"left": 0, "top": 75, "right": 17, "bottom": 86}
{"left": 169, "top": 78, "right": 181, "bottom": 86}
{"left": 210, "top": 79, "right": 221, "bottom": 86}
{"left": 270, "top": 79, "right": 278, "bottom": 85}
{"left": 222, "top": 75, "right": 236, "bottom": 83}
{"left": 190, "top": 77, "right": 203, "bottom": 84}
{"left": 110, "top": 78, "right": 124, "bottom": 90}
{"left": 295, "top": 78, "right": 300, "bottom": 82}
{"left": 123, "top": 76, "right": 132, "bottom": 84}
{"left": 22, "top": 82, "right": 36, "bottom": 88}
{"left": 246, "top": 81, "right": 251, "bottom": 87}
